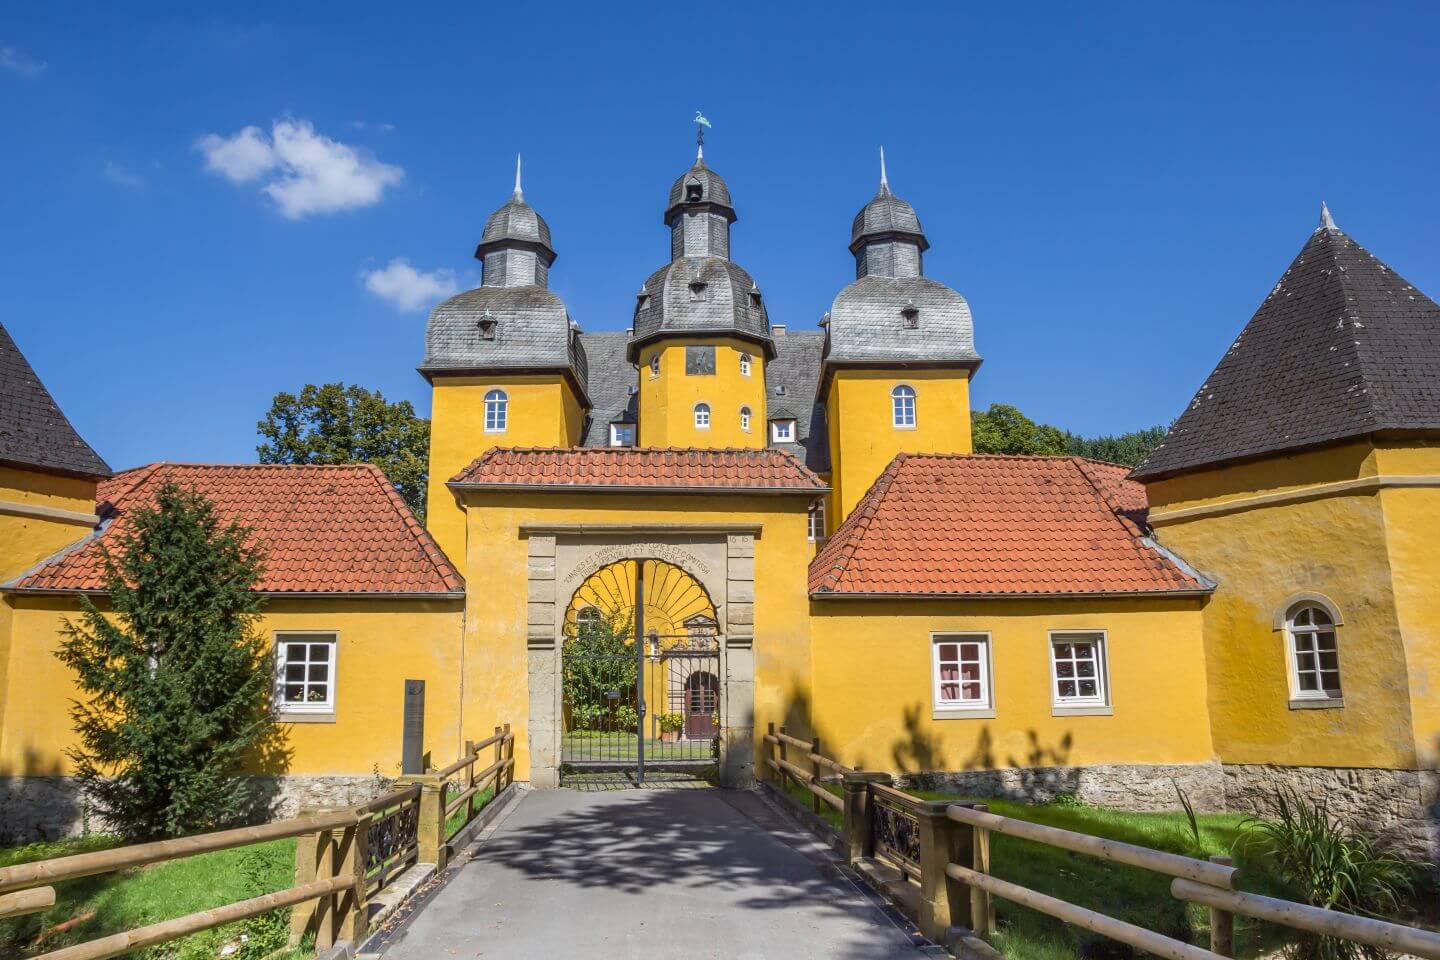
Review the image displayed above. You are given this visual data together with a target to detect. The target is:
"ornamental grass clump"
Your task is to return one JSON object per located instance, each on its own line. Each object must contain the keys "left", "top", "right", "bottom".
{"left": 1243, "top": 787, "right": 1413, "bottom": 960}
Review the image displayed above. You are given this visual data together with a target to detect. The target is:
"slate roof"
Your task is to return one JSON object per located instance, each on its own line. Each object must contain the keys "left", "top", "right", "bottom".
{"left": 420, "top": 285, "right": 588, "bottom": 398}
{"left": 809, "top": 454, "right": 1210, "bottom": 597}
{"left": 766, "top": 330, "right": 830, "bottom": 472}
{"left": 629, "top": 257, "right": 773, "bottom": 359}
{"left": 1133, "top": 211, "right": 1440, "bottom": 480}
{"left": 0, "top": 319, "right": 110, "bottom": 478}
{"left": 8, "top": 463, "right": 463, "bottom": 595}
{"left": 665, "top": 158, "right": 734, "bottom": 220}
{"left": 576, "top": 331, "right": 637, "bottom": 447}
{"left": 450, "top": 447, "right": 826, "bottom": 492}
{"left": 850, "top": 184, "right": 928, "bottom": 253}
{"left": 477, "top": 193, "right": 554, "bottom": 257}
{"left": 825, "top": 276, "right": 980, "bottom": 368}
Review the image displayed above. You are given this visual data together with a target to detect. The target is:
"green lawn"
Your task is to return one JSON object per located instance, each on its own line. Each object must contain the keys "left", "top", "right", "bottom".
{"left": 561, "top": 731, "right": 716, "bottom": 762}
{"left": 0, "top": 834, "right": 309, "bottom": 960}
{"left": 773, "top": 778, "right": 1297, "bottom": 960}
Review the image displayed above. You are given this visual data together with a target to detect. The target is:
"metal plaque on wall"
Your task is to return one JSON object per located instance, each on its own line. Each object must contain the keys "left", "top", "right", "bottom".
{"left": 685, "top": 345, "right": 716, "bottom": 375}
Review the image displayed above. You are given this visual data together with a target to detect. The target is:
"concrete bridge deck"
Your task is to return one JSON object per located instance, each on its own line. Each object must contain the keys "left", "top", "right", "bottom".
{"left": 376, "top": 786, "right": 932, "bottom": 959}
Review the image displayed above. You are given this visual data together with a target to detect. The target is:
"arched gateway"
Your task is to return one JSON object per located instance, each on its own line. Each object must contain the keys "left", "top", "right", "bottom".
{"left": 560, "top": 559, "right": 723, "bottom": 781}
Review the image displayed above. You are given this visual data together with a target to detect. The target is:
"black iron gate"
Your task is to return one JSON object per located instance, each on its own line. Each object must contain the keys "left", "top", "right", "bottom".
{"left": 560, "top": 564, "right": 721, "bottom": 783}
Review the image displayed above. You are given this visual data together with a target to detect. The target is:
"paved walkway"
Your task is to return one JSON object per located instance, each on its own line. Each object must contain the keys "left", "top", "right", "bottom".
{"left": 380, "top": 787, "right": 930, "bottom": 959}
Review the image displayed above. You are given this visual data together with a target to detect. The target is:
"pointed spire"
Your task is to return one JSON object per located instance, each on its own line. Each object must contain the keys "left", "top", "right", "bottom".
{"left": 1317, "top": 200, "right": 1338, "bottom": 233}
{"left": 513, "top": 153, "right": 523, "bottom": 200}
{"left": 879, "top": 146, "right": 890, "bottom": 195}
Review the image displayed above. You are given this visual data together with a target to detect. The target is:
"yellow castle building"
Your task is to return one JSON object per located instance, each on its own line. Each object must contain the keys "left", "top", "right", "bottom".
{"left": 0, "top": 153, "right": 1434, "bottom": 861}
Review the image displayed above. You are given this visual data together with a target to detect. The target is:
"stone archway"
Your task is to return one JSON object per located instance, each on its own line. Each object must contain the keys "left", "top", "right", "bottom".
{"left": 524, "top": 531, "right": 755, "bottom": 788}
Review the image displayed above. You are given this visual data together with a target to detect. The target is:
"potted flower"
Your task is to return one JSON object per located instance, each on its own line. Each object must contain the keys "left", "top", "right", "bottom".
{"left": 657, "top": 712, "right": 685, "bottom": 742}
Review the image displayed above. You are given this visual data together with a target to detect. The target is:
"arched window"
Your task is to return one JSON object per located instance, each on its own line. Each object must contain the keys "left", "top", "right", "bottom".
{"left": 1285, "top": 603, "right": 1342, "bottom": 703}
{"left": 892, "top": 384, "right": 916, "bottom": 428}
{"left": 694, "top": 403, "right": 711, "bottom": 429}
{"left": 484, "top": 389, "right": 508, "bottom": 433}
{"left": 739, "top": 353, "right": 752, "bottom": 377}
{"left": 740, "top": 406, "right": 752, "bottom": 432}
{"left": 649, "top": 354, "right": 660, "bottom": 378}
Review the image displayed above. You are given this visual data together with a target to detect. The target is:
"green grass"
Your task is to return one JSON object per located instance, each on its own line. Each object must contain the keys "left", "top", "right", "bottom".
{"left": 0, "top": 834, "right": 311, "bottom": 960}
{"left": 444, "top": 784, "right": 497, "bottom": 839}
{"left": 771, "top": 777, "right": 1296, "bottom": 960}
{"left": 561, "top": 731, "right": 716, "bottom": 761}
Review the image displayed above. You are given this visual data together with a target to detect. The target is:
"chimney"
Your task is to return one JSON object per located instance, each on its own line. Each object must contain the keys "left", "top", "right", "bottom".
{"left": 772, "top": 324, "right": 787, "bottom": 336}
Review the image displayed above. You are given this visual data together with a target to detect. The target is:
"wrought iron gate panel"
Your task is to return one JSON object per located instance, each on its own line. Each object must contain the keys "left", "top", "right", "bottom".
{"left": 561, "top": 632, "right": 720, "bottom": 771}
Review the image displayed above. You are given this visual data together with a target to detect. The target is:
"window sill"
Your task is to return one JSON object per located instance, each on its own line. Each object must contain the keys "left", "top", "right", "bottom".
{"left": 1052, "top": 704, "right": 1113, "bottom": 717}
{"left": 277, "top": 711, "right": 336, "bottom": 724}
{"left": 1289, "top": 697, "right": 1344, "bottom": 711}
{"left": 933, "top": 707, "right": 996, "bottom": 720}
{"left": 893, "top": 425, "right": 917, "bottom": 431}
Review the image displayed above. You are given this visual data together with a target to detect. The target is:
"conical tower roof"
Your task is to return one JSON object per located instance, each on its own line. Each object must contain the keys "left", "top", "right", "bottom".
{"left": 0, "top": 319, "right": 110, "bottom": 477}
{"left": 1133, "top": 205, "right": 1440, "bottom": 480}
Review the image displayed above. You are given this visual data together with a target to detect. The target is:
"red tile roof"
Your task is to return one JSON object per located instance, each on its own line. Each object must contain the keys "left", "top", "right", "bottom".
{"left": 809, "top": 454, "right": 1210, "bottom": 597}
{"left": 450, "top": 447, "right": 827, "bottom": 492}
{"left": 10, "top": 463, "right": 463, "bottom": 596}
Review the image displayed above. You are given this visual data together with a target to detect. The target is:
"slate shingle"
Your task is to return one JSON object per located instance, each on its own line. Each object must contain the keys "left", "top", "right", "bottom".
{"left": 0, "top": 320, "right": 110, "bottom": 478}
{"left": 1133, "top": 216, "right": 1440, "bottom": 479}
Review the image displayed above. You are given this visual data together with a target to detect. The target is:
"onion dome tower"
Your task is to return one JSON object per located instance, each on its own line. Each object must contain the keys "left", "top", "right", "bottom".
{"left": 821, "top": 150, "right": 982, "bottom": 524}
{"left": 420, "top": 156, "right": 589, "bottom": 561}
{"left": 630, "top": 138, "right": 773, "bottom": 448}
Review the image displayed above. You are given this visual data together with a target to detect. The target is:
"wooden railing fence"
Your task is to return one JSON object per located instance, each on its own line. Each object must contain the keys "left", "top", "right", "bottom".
{"left": 0, "top": 726, "right": 518, "bottom": 960}
{"left": 761, "top": 724, "right": 1440, "bottom": 960}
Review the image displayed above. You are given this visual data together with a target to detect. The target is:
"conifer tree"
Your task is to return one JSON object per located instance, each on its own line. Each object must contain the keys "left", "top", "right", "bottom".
{"left": 56, "top": 482, "right": 272, "bottom": 840}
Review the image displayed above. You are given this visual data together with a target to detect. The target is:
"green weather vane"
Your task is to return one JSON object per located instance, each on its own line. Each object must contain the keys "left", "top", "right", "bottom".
{"left": 695, "top": 111, "right": 712, "bottom": 158}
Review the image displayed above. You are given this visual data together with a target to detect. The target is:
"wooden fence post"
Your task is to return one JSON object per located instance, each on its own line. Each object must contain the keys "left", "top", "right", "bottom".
{"left": 810, "top": 737, "right": 822, "bottom": 815}
{"left": 329, "top": 819, "right": 368, "bottom": 945}
{"left": 493, "top": 725, "right": 504, "bottom": 794}
{"left": 971, "top": 803, "right": 995, "bottom": 939}
{"left": 289, "top": 812, "right": 324, "bottom": 946}
{"left": 503, "top": 722, "right": 513, "bottom": 790}
{"left": 464, "top": 739, "right": 477, "bottom": 822}
{"left": 917, "top": 800, "right": 971, "bottom": 943}
{"left": 1209, "top": 855, "right": 1235, "bottom": 957}
{"left": 766, "top": 723, "right": 775, "bottom": 783}
{"left": 395, "top": 775, "right": 447, "bottom": 869}
{"left": 840, "top": 772, "right": 892, "bottom": 864}
{"left": 777, "top": 726, "right": 789, "bottom": 793}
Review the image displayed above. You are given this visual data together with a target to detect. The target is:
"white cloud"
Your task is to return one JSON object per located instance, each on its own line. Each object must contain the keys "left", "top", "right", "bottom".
{"left": 363, "top": 259, "right": 459, "bottom": 311}
{"left": 1, "top": 46, "right": 46, "bottom": 77}
{"left": 196, "top": 119, "right": 403, "bottom": 219}
{"left": 196, "top": 125, "right": 275, "bottom": 182}
{"left": 103, "top": 161, "right": 146, "bottom": 191}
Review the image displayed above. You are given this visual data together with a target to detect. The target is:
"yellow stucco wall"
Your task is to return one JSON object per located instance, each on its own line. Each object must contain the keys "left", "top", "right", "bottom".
{"left": 0, "top": 466, "right": 99, "bottom": 582}
{"left": 638, "top": 338, "right": 768, "bottom": 448}
{"left": 0, "top": 595, "right": 464, "bottom": 780}
{"left": 1146, "top": 440, "right": 1435, "bottom": 771}
{"left": 459, "top": 490, "right": 813, "bottom": 782}
{"left": 425, "top": 374, "right": 584, "bottom": 565}
{"left": 823, "top": 368, "right": 972, "bottom": 529}
{"left": 805, "top": 597, "right": 1213, "bottom": 774}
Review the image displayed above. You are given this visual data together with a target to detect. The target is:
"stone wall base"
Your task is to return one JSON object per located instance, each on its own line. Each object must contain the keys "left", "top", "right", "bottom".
{"left": 0, "top": 774, "right": 392, "bottom": 844}
{"left": 898, "top": 761, "right": 1226, "bottom": 812}
{"left": 1222, "top": 763, "right": 1439, "bottom": 865}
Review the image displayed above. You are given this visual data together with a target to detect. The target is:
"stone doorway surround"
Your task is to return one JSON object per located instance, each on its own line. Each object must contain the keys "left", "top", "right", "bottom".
{"left": 522, "top": 525, "right": 757, "bottom": 789}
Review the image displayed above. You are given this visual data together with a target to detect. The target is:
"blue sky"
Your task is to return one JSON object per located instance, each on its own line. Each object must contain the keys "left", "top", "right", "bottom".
{"left": 3, "top": 2, "right": 1437, "bottom": 471}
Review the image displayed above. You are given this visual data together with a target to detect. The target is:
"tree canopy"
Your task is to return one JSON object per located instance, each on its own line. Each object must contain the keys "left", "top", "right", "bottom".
{"left": 971, "top": 403, "right": 1167, "bottom": 467}
{"left": 56, "top": 482, "right": 273, "bottom": 840}
{"left": 257, "top": 382, "right": 429, "bottom": 521}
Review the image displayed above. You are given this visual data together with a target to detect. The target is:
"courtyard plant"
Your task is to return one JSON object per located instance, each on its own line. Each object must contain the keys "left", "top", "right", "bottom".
{"left": 55, "top": 481, "right": 275, "bottom": 841}
{"left": 560, "top": 608, "right": 636, "bottom": 730}
{"left": 1242, "top": 787, "right": 1414, "bottom": 960}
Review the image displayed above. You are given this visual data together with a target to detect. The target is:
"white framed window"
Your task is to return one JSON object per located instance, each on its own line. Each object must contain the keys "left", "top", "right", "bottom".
{"left": 484, "top": 389, "right": 508, "bottom": 433}
{"left": 276, "top": 633, "right": 337, "bottom": 717}
{"left": 740, "top": 406, "right": 752, "bottom": 432}
{"left": 740, "top": 353, "right": 753, "bottom": 377}
{"left": 609, "top": 423, "right": 636, "bottom": 447}
{"left": 892, "top": 384, "right": 917, "bottom": 429}
{"left": 1049, "top": 631, "right": 1109, "bottom": 714}
{"left": 932, "top": 633, "right": 993, "bottom": 716}
{"left": 807, "top": 500, "right": 826, "bottom": 543}
{"left": 1285, "top": 603, "right": 1342, "bottom": 705}
{"left": 649, "top": 354, "right": 660, "bottom": 378}
{"left": 770, "top": 419, "right": 795, "bottom": 443}
{"left": 694, "top": 402, "right": 711, "bottom": 429}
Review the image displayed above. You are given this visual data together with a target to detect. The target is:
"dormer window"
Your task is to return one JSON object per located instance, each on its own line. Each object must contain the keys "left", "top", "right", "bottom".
{"left": 771, "top": 419, "right": 796, "bottom": 443}
{"left": 609, "top": 422, "right": 636, "bottom": 447}
{"left": 689, "top": 280, "right": 709, "bottom": 302}
{"left": 685, "top": 181, "right": 703, "bottom": 202}
{"left": 478, "top": 312, "right": 498, "bottom": 341}
{"left": 901, "top": 303, "right": 920, "bottom": 329}
{"left": 749, "top": 287, "right": 762, "bottom": 309}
